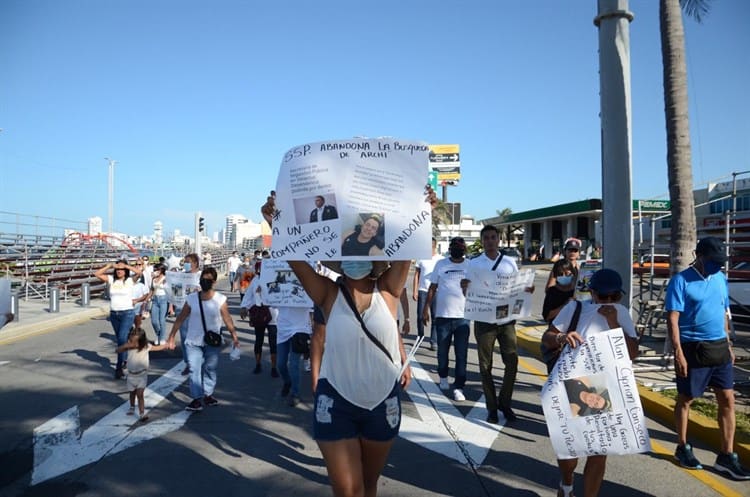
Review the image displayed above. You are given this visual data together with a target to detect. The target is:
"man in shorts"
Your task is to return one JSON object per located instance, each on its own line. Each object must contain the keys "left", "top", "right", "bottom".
{"left": 666, "top": 236, "right": 749, "bottom": 479}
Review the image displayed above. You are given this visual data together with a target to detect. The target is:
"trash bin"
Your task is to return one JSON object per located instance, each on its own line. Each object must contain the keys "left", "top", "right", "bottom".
{"left": 49, "top": 287, "right": 60, "bottom": 313}
{"left": 81, "top": 283, "right": 90, "bottom": 307}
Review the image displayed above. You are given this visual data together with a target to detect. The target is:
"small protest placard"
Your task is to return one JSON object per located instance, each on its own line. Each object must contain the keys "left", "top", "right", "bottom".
{"left": 165, "top": 272, "right": 200, "bottom": 308}
{"left": 464, "top": 268, "right": 535, "bottom": 323}
{"left": 269, "top": 138, "right": 433, "bottom": 262}
{"left": 541, "top": 328, "right": 651, "bottom": 459}
{"left": 257, "top": 259, "right": 313, "bottom": 308}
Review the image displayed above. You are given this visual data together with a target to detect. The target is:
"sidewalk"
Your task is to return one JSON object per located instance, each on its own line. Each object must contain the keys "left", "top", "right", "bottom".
{"left": 0, "top": 297, "right": 109, "bottom": 345}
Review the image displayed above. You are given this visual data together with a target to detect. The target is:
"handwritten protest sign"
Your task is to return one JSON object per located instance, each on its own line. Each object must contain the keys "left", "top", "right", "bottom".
{"left": 257, "top": 259, "right": 313, "bottom": 308}
{"left": 464, "top": 268, "right": 535, "bottom": 323}
{"left": 165, "top": 272, "right": 200, "bottom": 308}
{"left": 269, "top": 138, "right": 432, "bottom": 262}
{"left": 541, "top": 328, "right": 651, "bottom": 459}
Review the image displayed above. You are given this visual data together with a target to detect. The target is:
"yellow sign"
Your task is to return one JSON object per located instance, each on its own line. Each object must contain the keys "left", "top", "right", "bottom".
{"left": 428, "top": 144, "right": 460, "bottom": 155}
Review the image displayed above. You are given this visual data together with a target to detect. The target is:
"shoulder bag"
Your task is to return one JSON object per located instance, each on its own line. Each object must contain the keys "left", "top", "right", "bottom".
{"left": 541, "top": 300, "right": 582, "bottom": 374}
{"left": 198, "top": 292, "right": 223, "bottom": 347}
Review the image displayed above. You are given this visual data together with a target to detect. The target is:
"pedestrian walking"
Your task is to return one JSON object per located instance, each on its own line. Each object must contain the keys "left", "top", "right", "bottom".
{"left": 149, "top": 263, "right": 169, "bottom": 345}
{"left": 666, "top": 237, "right": 750, "bottom": 480}
{"left": 116, "top": 327, "right": 168, "bottom": 421}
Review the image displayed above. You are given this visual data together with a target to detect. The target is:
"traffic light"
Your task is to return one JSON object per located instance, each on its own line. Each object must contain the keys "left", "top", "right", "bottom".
{"left": 199, "top": 217, "right": 205, "bottom": 232}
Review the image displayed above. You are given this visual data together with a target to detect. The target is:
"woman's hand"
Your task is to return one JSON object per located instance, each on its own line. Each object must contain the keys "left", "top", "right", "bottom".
{"left": 425, "top": 185, "right": 438, "bottom": 209}
{"left": 563, "top": 331, "right": 584, "bottom": 349}
{"left": 400, "top": 365, "right": 412, "bottom": 390}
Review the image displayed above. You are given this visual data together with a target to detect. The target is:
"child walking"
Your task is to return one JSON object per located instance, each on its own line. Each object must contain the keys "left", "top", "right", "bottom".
{"left": 116, "top": 327, "right": 167, "bottom": 421}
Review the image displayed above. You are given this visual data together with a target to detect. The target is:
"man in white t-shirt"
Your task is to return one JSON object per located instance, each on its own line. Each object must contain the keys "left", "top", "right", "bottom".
{"left": 464, "top": 225, "right": 534, "bottom": 424}
{"left": 413, "top": 237, "right": 442, "bottom": 350}
{"left": 227, "top": 251, "right": 242, "bottom": 292}
{"left": 422, "top": 237, "right": 469, "bottom": 402}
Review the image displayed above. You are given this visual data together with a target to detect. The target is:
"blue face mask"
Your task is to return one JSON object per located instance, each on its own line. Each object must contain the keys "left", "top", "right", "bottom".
{"left": 341, "top": 260, "right": 373, "bottom": 280}
{"left": 704, "top": 260, "right": 723, "bottom": 275}
{"left": 556, "top": 275, "right": 573, "bottom": 286}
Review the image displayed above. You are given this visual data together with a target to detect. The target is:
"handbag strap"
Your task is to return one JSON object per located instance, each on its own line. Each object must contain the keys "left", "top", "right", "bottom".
{"left": 337, "top": 281, "right": 394, "bottom": 363}
{"left": 491, "top": 253, "right": 504, "bottom": 271}
{"left": 197, "top": 291, "right": 209, "bottom": 335}
{"left": 568, "top": 300, "right": 582, "bottom": 332}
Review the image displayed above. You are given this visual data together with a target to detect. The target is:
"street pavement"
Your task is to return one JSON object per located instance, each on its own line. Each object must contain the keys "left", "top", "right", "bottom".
{"left": 1, "top": 270, "right": 749, "bottom": 496}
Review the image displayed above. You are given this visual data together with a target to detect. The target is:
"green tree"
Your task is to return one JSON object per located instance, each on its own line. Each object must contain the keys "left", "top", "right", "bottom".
{"left": 432, "top": 199, "right": 452, "bottom": 238}
{"left": 495, "top": 207, "right": 513, "bottom": 247}
{"left": 660, "top": 0, "right": 711, "bottom": 274}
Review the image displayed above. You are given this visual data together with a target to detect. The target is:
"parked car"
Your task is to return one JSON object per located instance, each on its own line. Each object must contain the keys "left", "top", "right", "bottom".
{"left": 633, "top": 254, "right": 670, "bottom": 276}
{"left": 501, "top": 248, "right": 523, "bottom": 268}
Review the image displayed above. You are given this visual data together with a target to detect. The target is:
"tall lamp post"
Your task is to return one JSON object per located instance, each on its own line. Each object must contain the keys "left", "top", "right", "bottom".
{"left": 105, "top": 157, "right": 116, "bottom": 234}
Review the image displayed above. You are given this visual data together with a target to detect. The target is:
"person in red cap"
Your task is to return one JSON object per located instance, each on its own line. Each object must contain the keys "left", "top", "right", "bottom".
{"left": 665, "top": 236, "right": 750, "bottom": 480}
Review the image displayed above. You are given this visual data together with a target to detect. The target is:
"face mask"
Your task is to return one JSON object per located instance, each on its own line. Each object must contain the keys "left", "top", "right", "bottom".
{"left": 199, "top": 278, "right": 213, "bottom": 291}
{"left": 341, "top": 260, "right": 373, "bottom": 280}
{"left": 704, "top": 260, "right": 723, "bottom": 275}
{"left": 557, "top": 275, "right": 573, "bottom": 286}
{"left": 183, "top": 262, "right": 192, "bottom": 272}
{"left": 450, "top": 247, "right": 465, "bottom": 259}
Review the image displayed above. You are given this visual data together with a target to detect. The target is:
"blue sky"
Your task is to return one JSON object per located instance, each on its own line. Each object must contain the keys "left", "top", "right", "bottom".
{"left": 1, "top": 0, "right": 748, "bottom": 239}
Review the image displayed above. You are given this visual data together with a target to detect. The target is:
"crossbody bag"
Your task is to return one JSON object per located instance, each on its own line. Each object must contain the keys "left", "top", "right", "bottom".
{"left": 198, "top": 292, "right": 223, "bottom": 347}
{"left": 541, "top": 300, "right": 582, "bottom": 374}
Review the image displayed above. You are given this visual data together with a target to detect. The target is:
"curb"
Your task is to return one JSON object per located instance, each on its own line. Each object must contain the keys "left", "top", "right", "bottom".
{"left": 0, "top": 306, "right": 109, "bottom": 345}
{"left": 516, "top": 324, "right": 750, "bottom": 464}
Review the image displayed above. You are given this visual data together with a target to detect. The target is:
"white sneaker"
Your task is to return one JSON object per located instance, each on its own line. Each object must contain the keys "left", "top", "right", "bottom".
{"left": 453, "top": 388, "right": 465, "bottom": 401}
{"left": 304, "top": 359, "right": 311, "bottom": 372}
{"left": 439, "top": 377, "right": 449, "bottom": 390}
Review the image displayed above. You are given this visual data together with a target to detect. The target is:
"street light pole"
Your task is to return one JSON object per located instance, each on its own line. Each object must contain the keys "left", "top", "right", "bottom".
{"left": 104, "top": 157, "right": 116, "bottom": 234}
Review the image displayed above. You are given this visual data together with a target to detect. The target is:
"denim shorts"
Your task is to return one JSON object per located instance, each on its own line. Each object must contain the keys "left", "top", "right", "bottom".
{"left": 676, "top": 361, "right": 734, "bottom": 397}
{"left": 313, "top": 378, "right": 400, "bottom": 442}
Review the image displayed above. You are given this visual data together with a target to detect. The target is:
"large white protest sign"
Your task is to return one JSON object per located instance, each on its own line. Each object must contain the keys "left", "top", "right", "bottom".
{"left": 257, "top": 259, "right": 313, "bottom": 308}
{"left": 165, "top": 272, "right": 200, "bottom": 308}
{"left": 269, "top": 138, "right": 432, "bottom": 262}
{"left": 464, "top": 268, "right": 535, "bottom": 323}
{"left": 541, "top": 328, "right": 651, "bottom": 459}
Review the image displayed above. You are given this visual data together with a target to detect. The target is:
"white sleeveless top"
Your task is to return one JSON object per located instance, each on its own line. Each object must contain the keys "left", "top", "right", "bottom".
{"left": 320, "top": 284, "right": 401, "bottom": 409}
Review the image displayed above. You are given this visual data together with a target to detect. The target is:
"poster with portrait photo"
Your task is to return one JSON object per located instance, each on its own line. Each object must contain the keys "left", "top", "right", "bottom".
{"left": 541, "top": 328, "right": 651, "bottom": 459}
{"left": 269, "top": 138, "right": 432, "bottom": 262}
{"left": 165, "top": 272, "right": 200, "bottom": 308}
{"left": 464, "top": 268, "right": 535, "bottom": 323}
{"left": 257, "top": 258, "right": 313, "bottom": 307}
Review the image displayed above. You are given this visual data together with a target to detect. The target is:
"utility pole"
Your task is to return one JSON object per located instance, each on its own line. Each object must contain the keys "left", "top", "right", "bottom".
{"left": 595, "top": 0, "right": 634, "bottom": 308}
{"left": 104, "top": 157, "right": 116, "bottom": 234}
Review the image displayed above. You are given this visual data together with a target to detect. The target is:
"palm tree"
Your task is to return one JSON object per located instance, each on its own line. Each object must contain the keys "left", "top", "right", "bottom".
{"left": 431, "top": 199, "right": 452, "bottom": 238}
{"left": 496, "top": 207, "right": 513, "bottom": 247}
{"left": 660, "top": 0, "right": 711, "bottom": 274}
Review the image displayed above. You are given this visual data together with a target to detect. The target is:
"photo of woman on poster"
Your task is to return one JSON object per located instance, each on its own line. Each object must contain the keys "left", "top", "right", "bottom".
{"left": 564, "top": 376, "right": 611, "bottom": 417}
{"left": 341, "top": 213, "right": 385, "bottom": 256}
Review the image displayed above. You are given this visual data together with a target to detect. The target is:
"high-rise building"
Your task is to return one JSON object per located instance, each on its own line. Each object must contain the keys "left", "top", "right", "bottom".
{"left": 88, "top": 216, "right": 103, "bottom": 235}
{"left": 153, "top": 221, "right": 163, "bottom": 245}
{"left": 225, "top": 214, "right": 248, "bottom": 247}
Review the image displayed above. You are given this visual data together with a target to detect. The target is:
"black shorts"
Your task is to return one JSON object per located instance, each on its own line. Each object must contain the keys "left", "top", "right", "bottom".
{"left": 313, "top": 378, "right": 400, "bottom": 442}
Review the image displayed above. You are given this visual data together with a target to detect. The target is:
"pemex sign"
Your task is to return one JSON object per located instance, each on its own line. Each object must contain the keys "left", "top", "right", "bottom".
{"left": 633, "top": 199, "right": 670, "bottom": 212}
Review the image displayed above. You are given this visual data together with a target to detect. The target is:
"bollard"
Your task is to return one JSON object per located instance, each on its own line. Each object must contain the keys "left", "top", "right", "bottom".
{"left": 10, "top": 292, "right": 19, "bottom": 321}
{"left": 80, "top": 283, "right": 90, "bottom": 307}
{"left": 49, "top": 286, "right": 60, "bottom": 313}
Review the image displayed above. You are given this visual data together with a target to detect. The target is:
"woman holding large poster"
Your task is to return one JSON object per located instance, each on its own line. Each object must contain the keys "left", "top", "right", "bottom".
{"left": 261, "top": 187, "right": 436, "bottom": 497}
{"left": 541, "top": 268, "right": 640, "bottom": 497}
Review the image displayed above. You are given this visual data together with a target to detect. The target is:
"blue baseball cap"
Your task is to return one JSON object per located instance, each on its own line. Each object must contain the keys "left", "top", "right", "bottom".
{"left": 588, "top": 268, "right": 625, "bottom": 295}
